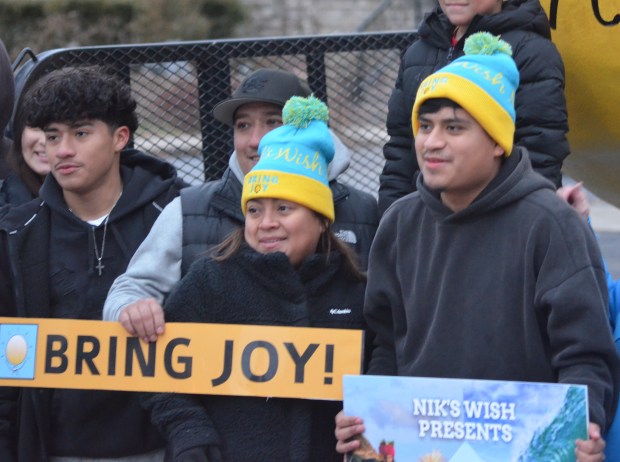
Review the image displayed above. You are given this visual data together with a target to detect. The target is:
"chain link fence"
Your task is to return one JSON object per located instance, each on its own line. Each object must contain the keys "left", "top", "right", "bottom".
{"left": 14, "top": 31, "right": 418, "bottom": 195}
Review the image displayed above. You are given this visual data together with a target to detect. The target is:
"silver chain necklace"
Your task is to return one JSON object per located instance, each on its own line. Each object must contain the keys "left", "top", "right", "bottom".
{"left": 92, "top": 216, "right": 110, "bottom": 276}
{"left": 90, "top": 191, "right": 122, "bottom": 277}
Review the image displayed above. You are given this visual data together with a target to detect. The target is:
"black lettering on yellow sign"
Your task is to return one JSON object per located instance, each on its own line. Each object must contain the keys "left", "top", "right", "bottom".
{"left": 242, "top": 340, "right": 278, "bottom": 383}
{"left": 44, "top": 334, "right": 193, "bottom": 378}
{"left": 43, "top": 335, "right": 337, "bottom": 386}
{"left": 212, "top": 339, "right": 233, "bottom": 386}
{"left": 77, "top": 335, "right": 101, "bottom": 375}
{"left": 125, "top": 337, "right": 155, "bottom": 377}
{"left": 210, "top": 340, "right": 335, "bottom": 387}
{"left": 165, "top": 338, "right": 192, "bottom": 379}
{"left": 549, "top": 0, "right": 620, "bottom": 28}
{"left": 284, "top": 342, "right": 318, "bottom": 383}
{"left": 324, "top": 344, "right": 334, "bottom": 385}
{"left": 45, "top": 335, "right": 68, "bottom": 374}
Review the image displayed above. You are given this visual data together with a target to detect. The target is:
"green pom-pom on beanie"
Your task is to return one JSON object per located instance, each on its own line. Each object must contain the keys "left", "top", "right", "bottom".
{"left": 282, "top": 95, "right": 329, "bottom": 129}
{"left": 464, "top": 32, "right": 513, "bottom": 57}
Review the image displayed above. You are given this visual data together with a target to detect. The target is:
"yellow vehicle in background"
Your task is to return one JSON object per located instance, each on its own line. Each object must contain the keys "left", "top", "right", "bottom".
{"left": 542, "top": 0, "right": 620, "bottom": 205}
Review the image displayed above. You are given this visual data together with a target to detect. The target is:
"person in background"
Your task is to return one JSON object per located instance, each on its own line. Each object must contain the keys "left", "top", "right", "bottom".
{"left": 1, "top": 100, "right": 48, "bottom": 206}
{"left": 137, "top": 96, "right": 366, "bottom": 461}
{"left": 0, "top": 37, "right": 17, "bottom": 206}
{"left": 558, "top": 182, "right": 620, "bottom": 460}
{"left": 103, "top": 68, "right": 379, "bottom": 342}
{"left": 335, "top": 33, "right": 618, "bottom": 462}
{"left": 378, "top": 0, "right": 569, "bottom": 214}
{"left": 0, "top": 66, "right": 184, "bottom": 462}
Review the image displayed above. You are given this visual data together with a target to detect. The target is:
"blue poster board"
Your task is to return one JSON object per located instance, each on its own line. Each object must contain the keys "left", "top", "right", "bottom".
{"left": 343, "top": 375, "right": 587, "bottom": 462}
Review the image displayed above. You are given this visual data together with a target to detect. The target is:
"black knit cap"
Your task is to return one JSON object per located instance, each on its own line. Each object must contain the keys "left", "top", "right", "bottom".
{"left": 212, "top": 68, "right": 311, "bottom": 126}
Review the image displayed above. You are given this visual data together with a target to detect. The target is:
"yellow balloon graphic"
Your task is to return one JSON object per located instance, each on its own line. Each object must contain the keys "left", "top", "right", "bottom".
{"left": 6, "top": 335, "right": 28, "bottom": 367}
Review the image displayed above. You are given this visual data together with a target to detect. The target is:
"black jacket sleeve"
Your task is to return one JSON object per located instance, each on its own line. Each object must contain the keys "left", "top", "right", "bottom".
{"left": 378, "top": 60, "right": 419, "bottom": 215}
{"left": 510, "top": 32, "right": 569, "bottom": 188}
{"left": 142, "top": 392, "right": 221, "bottom": 460}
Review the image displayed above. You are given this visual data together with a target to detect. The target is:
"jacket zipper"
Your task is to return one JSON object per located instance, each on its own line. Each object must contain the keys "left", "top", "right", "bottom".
{"left": 447, "top": 45, "right": 455, "bottom": 63}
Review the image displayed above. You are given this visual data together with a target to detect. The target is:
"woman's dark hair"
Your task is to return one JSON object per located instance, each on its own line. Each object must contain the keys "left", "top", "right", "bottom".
{"left": 211, "top": 218, "right": 366, "bottom": 282}
{"left": 5, "top": 95, "right": 45, "bottom": 195}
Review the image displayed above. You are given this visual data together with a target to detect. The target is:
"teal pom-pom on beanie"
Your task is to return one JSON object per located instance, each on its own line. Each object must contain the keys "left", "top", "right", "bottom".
{"left": 282, "top": 95, "right": 329, "bottom": 128}
{"left": 463, "top": 31, "right": 513, "bottom": 57}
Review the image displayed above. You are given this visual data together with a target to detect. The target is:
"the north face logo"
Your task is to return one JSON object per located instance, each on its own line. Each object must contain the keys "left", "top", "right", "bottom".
{"left": 335, "top": 229, "right": 357, "bottom": 245}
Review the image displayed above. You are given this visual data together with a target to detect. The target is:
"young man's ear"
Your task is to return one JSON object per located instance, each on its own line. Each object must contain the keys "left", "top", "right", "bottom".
{"left": 493, "top": 142, "right": 505, "bottom": 159}
{"left": 113, "top": 126, "right": 131, "bottom": 152}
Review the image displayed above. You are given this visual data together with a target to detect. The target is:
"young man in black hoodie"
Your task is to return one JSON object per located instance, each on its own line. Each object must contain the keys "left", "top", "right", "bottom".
{"left": 335, "top": 33, "right": 619, "bottom": 462}
{"left": 0, "top": 67, "right": 182, "bottom": 461}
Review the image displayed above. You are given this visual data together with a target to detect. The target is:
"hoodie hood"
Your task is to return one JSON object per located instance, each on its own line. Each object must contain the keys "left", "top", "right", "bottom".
{"left": 418, "top": 147, "right": 555, "bottom": 221}
{"left": 327, "top": 130, "right": 351, "bottom": 180}
{"left": 0, "top": 40, "right": 15, "bottom": 177}
{"left": 41, "top": 149, "right": 179, "bottom": 222}
{"left": 419, "top": 0, "right": 552, "bottom": 49}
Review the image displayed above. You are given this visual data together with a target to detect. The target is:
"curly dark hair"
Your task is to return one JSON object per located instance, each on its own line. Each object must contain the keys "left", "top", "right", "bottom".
{"left": 22, "top": 66, "right": 138, "bottom": 135}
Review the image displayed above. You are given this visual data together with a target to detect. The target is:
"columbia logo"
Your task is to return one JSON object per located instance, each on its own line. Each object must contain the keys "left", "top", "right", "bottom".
{"left": 330, "top": 308, "right": 351, "bottom": 315}
{"left": 334, "top": 229, "right": 357, "bottom": 244}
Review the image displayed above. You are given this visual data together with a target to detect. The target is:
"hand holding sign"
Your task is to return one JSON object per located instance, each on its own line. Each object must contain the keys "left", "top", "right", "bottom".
{"left": 119, "top": 298, "right": 165, "bottom": 342}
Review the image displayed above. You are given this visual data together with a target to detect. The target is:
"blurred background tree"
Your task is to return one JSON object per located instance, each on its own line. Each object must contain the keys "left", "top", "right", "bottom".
{"left": 0, "top": 0, "right": 433, "bottom": 61}
{"left": 0, "top": 0, "right": 244, "bottom": 58}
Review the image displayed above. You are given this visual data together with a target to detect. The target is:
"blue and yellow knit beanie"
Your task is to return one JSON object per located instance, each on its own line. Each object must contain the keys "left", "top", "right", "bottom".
{"left": 241, "top": 95, "right": 335, "bottom": 222}
{"left": 412, "top": 32, "right": 519, "bottom": 157}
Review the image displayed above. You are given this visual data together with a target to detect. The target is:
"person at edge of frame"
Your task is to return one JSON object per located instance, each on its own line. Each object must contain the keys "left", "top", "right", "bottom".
{"left": 558, "top": 182, "right": 620, "bottom": 461}
{"left": 0, "top": 66, "right": 185, "bottom": 462}
{"left": 335, "top": 33, "right": 619, "bottom": 462}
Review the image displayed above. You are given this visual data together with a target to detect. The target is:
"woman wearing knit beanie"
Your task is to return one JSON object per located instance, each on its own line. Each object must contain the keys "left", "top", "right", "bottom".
{"left": 140, "top": 96, "right": 367, "bottom": 462}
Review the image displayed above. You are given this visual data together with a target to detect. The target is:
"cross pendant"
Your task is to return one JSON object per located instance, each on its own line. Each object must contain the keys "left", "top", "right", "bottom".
{"left": 96, "top": 260, "right": 105, "bottom": 276}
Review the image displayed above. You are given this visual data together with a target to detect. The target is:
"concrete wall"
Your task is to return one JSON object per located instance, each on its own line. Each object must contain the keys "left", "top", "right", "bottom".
{"left": 234, "top": 0, "right": 437, "bottom": 37}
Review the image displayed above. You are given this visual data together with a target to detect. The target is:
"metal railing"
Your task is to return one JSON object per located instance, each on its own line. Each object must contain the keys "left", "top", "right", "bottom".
{"left": 13, "top": 31, "right": 418, "bottom": 194}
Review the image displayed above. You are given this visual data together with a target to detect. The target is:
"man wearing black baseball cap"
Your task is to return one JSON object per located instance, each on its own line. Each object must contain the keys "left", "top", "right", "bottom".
{"left": 103, "top": 68, "right": 379, "bottom": 339}
{"left": 212, "top": 68, "right": 311, "bottom": 126}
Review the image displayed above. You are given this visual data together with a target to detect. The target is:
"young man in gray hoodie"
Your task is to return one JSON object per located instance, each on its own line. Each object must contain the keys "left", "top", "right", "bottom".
{"left": 103, "top": 68, "right": 378, "bottom": 341}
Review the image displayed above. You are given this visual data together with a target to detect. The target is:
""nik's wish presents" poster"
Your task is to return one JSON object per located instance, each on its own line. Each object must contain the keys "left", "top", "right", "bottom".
{"left": 343, "top": 375, "right": 587, "bottom": 462}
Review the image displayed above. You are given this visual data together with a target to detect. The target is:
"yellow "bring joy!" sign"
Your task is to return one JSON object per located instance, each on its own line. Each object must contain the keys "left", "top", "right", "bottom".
{"left": 0, "top": 317, "right": 364, "bottom": 401}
